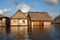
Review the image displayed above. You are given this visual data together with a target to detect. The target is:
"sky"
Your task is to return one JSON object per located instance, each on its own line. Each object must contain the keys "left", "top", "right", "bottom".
{"left": 0, "top": 0, "right": 60, "bottom": 19}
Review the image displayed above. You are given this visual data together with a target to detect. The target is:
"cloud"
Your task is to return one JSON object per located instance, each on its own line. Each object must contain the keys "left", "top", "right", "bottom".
{"left": 3, "top": 8, "right": 12, "bottom": 13}
{"left": 0, "top": 8, "right": 12, "bottom": 15}
{"left": 32, "top": 10, "right": 36, "bottom": 12}
{"left": 14, "top": 3, "right": 31, "bottom": 13}
{"left": 44, "top": 0, "right": 58, "bottom": 5}
{"left": 0, "top": 10, "right": 4, "bottom": 15}
{"left": 31, "top": 10, "right": 37, "bottom": 12}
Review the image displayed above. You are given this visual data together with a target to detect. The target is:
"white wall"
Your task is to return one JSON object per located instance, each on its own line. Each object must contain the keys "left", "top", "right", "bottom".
{"left": 19, "top": 19, "right": 27, "bottom": 25}
{"left": 44, "top": 22, "right": 51, "bottom": 26}
{"left": 2, "top": 18, "right": 6, "bottom": 26}
{"left": 11, "top": 19, "right": 28, "bottom": 25}
{"left": 31, "top": 22, "right": 33, "bottom": 28}
{"left": 11, "top": 19, "right": 18, "bottom": 25}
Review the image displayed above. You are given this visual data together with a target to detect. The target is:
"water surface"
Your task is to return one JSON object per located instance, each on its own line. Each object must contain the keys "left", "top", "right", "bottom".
{"left": 0, "top": 24, "right": 60, "bottom": 40}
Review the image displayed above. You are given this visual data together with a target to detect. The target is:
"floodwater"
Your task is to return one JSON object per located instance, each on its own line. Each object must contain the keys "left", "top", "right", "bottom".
{"left": 0, "top": 24, "right": 60, "bottom": 40}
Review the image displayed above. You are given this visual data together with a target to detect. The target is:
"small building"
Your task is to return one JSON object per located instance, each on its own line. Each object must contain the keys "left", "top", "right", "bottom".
{"left": 28, "top": 12, "right": 52, "bottom": 38}
{"left": 0, "top": 15, "right": 6, "bottom": 26}
{"left": 11, "top": 10, "right": 28, "bottom": 26}
{"left": 28, "top": 12, "right": 51, "bottom": 26}
{"left": 10, "top": 10, "right": 28, "bottom": 35}
{"left": 54, "top": 15, "right": 60, "bottom": 24}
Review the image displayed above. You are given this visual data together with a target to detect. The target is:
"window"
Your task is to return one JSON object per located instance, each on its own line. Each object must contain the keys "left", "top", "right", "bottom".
{"left": 23, "top": 20, "right": 25, "bottom": 23}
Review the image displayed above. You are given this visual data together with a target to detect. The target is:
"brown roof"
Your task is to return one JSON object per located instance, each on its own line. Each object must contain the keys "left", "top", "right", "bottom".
{"left": 55, "top": 15, "right": 60, "bottom": 19}
{"left": 11, "top": 10, "right": 27, "bottom": 19}
{"left": 54, "top": 15, "right": 60, "bottom": 23}
{"left": 0, "top": 15, "right": 5, "bottom": 17}
{"left": 28, "top": 12, "right": 51, "bottom": 20}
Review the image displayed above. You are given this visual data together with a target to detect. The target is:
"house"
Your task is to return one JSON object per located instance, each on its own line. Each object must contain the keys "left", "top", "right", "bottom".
{"left": 0, "top": 15, "right": 7, "bottom": 26}
{"left": 28, "top": 12, "right": 51, "bottom": 26}
{"left": 28, "top": 12, "right": 52, "bottom": 38}
{"left": 10, "top": 10, "right": 28, "bottom": 35}
{"left": 54, "top": 15, "right": 60, "bottom": 24}
{"left": 0, "top": 15, "right": 10, "bottom": 33}
{"left": 10, "top": 10, "right": 28, "bottom": 26}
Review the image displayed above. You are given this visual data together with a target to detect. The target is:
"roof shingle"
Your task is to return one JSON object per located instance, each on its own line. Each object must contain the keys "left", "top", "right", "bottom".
{"left": 28, "top": 12, "right": 51, "bottom": 20}
{"left": 11, "top": 10, "right": 27, "bottom": 19}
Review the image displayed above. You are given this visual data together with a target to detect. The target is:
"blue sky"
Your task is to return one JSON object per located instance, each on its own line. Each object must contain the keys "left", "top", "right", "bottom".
{"left": 0, "top": 0, "right": 60, "bottom": 19}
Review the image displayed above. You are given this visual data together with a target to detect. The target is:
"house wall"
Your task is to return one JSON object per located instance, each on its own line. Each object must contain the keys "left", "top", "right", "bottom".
{"left": 31, "top": 20, "right": 51, "bottom": 26}
{"left": 0, "top": 18, "right": 6, "bottom": 26}
{"left": 54, "top": 19, "right": 60, "bottom": 23}
{"left": 43, "top": 22, "right": 51, "bottom": 26}
{"left": 19, "top": 19, "right": 27, "bottom": 25}
{"left": 0, "top": 20, "right": 2, "bottom": 26}
{"left": 11, "top": 19, "right": 28, "bottom": 25}
{"left": 11, "top": 19, "right": 18, "bottom": 25}
{"left": 2, "top": 18, "right": 6, "bottom": 26}
{"left": 31, "top": 20, "right": 42, "bottom": 26}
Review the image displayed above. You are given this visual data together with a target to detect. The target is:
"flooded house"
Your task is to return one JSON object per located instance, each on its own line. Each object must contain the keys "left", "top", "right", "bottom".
{"left": 10, "top": 10, "right": 28, "bottom": 35}
{"left": 0, "top": 15, "right": 6, "bottom": 33}
{"left": 0, "top": 15, "right": 10, "bottom": 34}
{"left": 10, "top": 10, "right": 28, "bottom": 26}
{"left": 28, "top": 12, "right": 52, "bottom": 38}
{"left": 28, "top": 12, "right": 51, "bottom": 26}
{"left": 54, "top": 15, "right": 60, "bottom": 24}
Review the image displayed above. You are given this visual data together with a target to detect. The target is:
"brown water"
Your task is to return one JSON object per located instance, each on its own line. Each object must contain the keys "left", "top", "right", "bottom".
{"left": 0, "top": 24, "right": 60, "bottom": 40}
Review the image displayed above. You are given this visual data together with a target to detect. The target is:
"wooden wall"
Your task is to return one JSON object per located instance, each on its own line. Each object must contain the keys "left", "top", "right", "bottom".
{"left": 11, "top": 19, "right": 28, "bottom": 25}
{"left": 31, "top": 20, "right": 42, "bottom": 26}
{"left": 54, "top": 19, "right": 60, "bottom": 23}
{"left": 30, "top": 20, "right": 51, "bottom": 26}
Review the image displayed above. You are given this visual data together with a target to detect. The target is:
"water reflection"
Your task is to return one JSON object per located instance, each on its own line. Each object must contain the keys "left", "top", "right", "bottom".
{"left": 0, "top": 24, "right": 60, "bottom": 40}
{"left": 29, "top": 25, "right": 60, "bottom": 40}
{"left": 0, "top": 26, "right": 30, "bottom": 40}
{"left": 51, "top": 24, "right": 60, "bottom": 40}
{"left": 10, "top": 26, "right": 29, "bottom": 40}
{"left": 30, "top": 25, "right": 52, "bottom": 40}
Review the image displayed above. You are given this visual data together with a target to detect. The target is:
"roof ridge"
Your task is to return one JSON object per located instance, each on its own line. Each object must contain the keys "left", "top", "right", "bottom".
{"left": 11, "top": 10, "right": 27, "bottom": 18}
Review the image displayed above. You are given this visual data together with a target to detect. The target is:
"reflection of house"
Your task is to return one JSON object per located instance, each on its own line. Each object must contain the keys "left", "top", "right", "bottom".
{"left": 54, "top": 15, "right": 60, "bottom": 24}
{"left": 11, "top": 10, "right": 28, "bottom": 25}
{"left": 28, "top": 12, "right": 51, "bottom": 26}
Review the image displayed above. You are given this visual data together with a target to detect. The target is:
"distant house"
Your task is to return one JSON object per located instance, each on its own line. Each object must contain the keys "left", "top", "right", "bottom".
{"left": 28, "top": 12, "right": 51, "bottom": 26}
{"left": 0, "top": 15, "right": 7, "bottom": 26}
{"left": 54, "top": 15, "right": 60, "bottom": 24}
{"left": 11, "top": 10, "right": 28, "bottom": 25}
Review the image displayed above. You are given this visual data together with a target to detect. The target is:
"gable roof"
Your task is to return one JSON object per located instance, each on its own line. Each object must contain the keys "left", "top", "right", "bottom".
{"left": 0, "top": 15, "right": 9, "bottom": 19}
{"left": 28, "top": 12, "right": 51, "bottom": 20}
{"left": 0, "top": 15, "right": 5, "bottom": 17}
{"left": 55, "top": 15, "right": 60, "bottom": 19}
{"left": 11, "top": 10, "right": 27, "bottom": 19}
